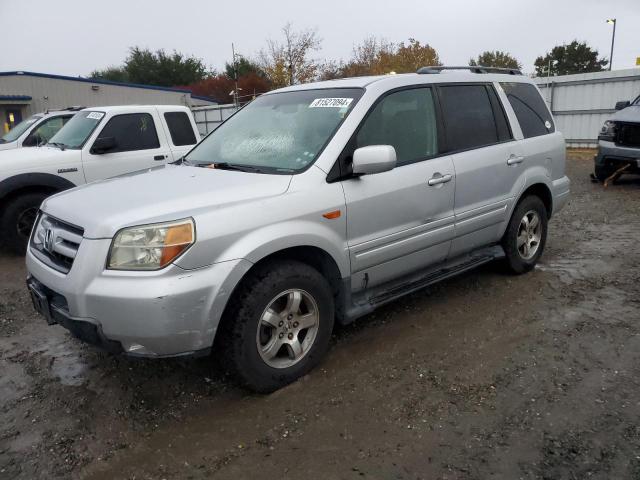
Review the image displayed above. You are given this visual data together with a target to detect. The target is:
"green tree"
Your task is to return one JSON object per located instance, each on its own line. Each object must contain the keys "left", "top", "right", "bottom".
{"left": 90, "top": 47, "right": 209, "bottom": 87}
{"left": 469, "top": 50, "right": 521, "bottom": 70}
{"left": 534, "top": 40, "right": 608, "bottom": 76}
{"left": 224, "top": 55, "right": 266, "bottom": 80}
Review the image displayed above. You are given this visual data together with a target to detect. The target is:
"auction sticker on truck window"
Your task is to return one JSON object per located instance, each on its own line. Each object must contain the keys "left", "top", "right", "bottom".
{"left": 309, "top": 98, "right": 353, "bottom": 108}
{"left": 86, "top": 112, "right": 104, "bottom": 120}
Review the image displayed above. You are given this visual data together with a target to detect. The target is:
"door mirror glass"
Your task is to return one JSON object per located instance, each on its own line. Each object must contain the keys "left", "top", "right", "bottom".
{"left": 91, "top": 136, "right": 117, "bottom": 154}
{"left": 615, "top": 100, "right": 630, "bottom": 111}
{"left": 352, "top": 145, "right": 397, "bottom": 175}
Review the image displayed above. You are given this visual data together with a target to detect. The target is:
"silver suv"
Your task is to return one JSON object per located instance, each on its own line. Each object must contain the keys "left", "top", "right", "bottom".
{"left": 26, "top": 67, "right": 570, "bottom": 392}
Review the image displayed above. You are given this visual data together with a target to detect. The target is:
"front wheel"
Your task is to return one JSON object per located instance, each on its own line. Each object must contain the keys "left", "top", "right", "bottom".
{"left": 502, "top": 195, "right": 548, "bottom": 274}
{"left": 0, "top": 192, "right": 48, "bottom": 254}
{"left": 218, "top": 260, "right": 335, "bottom": 393}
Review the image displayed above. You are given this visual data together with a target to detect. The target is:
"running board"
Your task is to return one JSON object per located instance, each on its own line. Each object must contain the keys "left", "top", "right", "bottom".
{"left": 341, "top": 245, "right": 504, "bottom": 323}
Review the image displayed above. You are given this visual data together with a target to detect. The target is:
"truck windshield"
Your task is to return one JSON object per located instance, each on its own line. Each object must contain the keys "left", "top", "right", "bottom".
{"left": 47, "top": 111, "right": 104, "bottom": 149}
{"left": 185, "top": 88, "right": 363, "bottom": 173}
{"left": 1, "top": 115, "right": 41, "bottom": 143}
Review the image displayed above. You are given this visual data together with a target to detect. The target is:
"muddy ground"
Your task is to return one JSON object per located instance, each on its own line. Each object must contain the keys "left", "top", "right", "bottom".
{"left": 1, "top": 152, "right": 639, "bottom": 480}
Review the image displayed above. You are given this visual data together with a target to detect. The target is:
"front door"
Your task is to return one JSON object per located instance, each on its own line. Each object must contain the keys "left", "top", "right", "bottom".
{"left": 83, "top": 113, "right": 171, "bottom": 183}
{"left": 341, "top": 87, "right": 456, "bottom": 292}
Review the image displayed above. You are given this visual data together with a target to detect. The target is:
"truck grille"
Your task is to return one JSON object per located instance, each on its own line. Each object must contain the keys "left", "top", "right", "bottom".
{"left": 30, "top": 213, "right": 84, "bottom": 274}
{"left": 616, "top": 123, "right": 640, "bottom": 148}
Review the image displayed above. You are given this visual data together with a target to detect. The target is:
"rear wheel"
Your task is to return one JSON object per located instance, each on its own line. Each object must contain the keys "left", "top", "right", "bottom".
{"left": 218, "top": 260, "right": 334, "bottom": 393}
{"left": 502, "top": 195, "right": 548, "bottom": 274}
{"left": 0, "top": 192, "right": 48, "bottom": 254}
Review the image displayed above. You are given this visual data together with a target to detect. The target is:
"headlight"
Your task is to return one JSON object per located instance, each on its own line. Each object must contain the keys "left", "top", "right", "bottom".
{"left": 107, "top": 218, "right": 195, "bottom": 270}
{"left": 598, "top": 121, "right": 616, "bottom": 141}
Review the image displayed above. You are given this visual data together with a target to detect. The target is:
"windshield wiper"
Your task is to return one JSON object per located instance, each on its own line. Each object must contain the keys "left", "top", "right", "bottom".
{"left": 47, "top": 142, "right": 67, "bottom": 151}
{"left": 208, "top": 162, "right": 263, "bottom": 173}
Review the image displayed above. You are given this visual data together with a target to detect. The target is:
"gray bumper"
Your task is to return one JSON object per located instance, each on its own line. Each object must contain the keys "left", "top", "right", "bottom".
{"left": 26, "top": 237, "right": 253, "bottom": 357}
{"left": 595, "top": 140, "right": 640, "bottom": 170}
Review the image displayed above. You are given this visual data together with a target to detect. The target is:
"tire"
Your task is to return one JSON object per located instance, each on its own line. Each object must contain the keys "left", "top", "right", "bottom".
{"left": 217, "top": 260, "right": 335, "bottom": 393}
{"left": 0, "top": 192, "right": 48, "bottom": 255}
{"left": 501, "top": 195, "right": 548, "bottom": 274}
{"left": 594, "top": 164, "right": 615, "bottom": 182}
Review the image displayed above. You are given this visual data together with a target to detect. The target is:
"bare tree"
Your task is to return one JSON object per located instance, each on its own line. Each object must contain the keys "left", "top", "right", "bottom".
{"left": 260, "top": 23, "right": 322, "bottom": 88}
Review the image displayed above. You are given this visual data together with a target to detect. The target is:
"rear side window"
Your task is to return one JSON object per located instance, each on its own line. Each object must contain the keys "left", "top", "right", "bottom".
{"left": 97, "top": 113, "right": 160, "bottom": 153}
{"left": 439, "top": 85, "right": 502, "bottom": 152}
{"left": 164, "top": 112, "right": 197, "bottom": 146}
{"left": 501, "top": 82, "right": 554, "bottom": 138}
{"left": 356, "top": 87, "right": 439, "bottom": 166}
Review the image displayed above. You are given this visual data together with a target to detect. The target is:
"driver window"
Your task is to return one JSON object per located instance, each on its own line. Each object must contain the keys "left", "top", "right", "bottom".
{"left": 95, "top": 113, "right": 160, "bottom": 153}
{"left": 356, "top": 87, "right": 439, "bottom": 166}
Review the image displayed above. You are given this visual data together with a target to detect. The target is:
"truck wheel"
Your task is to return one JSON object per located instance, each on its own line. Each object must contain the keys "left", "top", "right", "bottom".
{"left": 1, "top": 192, "right": 47, "bottom": 254}
{"left": 218, "top": 260, "right": 335, "bottom": 393}
{"left": 501, "top": 195, "right": 548, "bottom": 274}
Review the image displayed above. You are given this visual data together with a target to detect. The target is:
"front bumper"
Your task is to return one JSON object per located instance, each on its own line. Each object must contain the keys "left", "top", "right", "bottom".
{"left": 26, "top": 237, "right": 253, "bottom": 357}
{"left": 595, "top": 140, "right": 640, "bottom": 171}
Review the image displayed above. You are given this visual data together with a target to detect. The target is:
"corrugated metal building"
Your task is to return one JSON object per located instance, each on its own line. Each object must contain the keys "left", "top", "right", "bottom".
{"left": 0, "top": 71, "right": 216, "bottom": 132}
{"left": 533, "top": 68, "right": 640, "bottom": 148}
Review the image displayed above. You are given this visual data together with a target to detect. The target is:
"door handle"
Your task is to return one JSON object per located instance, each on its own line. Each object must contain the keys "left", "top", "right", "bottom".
{"left": 427, "top": 173, "right": 453, "bottom": 186}
{"left": 154, "top": 155, "right": 167, "bottom": 161}
{"left": 507, "top": 155, "right": 525, "bottom": 165}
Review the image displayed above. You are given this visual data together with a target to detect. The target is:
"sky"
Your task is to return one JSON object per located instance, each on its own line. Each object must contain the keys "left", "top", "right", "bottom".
{"left": 0, "top": 0, "right": 638, "bottom": 77}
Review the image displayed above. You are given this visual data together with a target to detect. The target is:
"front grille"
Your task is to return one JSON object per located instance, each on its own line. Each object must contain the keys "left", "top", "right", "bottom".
{"left": 30, "top": 213, "right": 84, "bottom": 274}
{"left": 616, "top": 123, "right": 640, "bottom": 148}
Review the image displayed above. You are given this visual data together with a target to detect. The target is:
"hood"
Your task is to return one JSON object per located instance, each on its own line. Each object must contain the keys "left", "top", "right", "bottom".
{"left": 42, "top": 164, "right": 292, "bottom": 238}
{"left": 0, "top": 145, "right": 78, "bottom": 173}
{"left": 0, "top": 140, "right": 18, "bottom": 151}
{"left": 611, "top": 105, "right": 640, "bottom": 123}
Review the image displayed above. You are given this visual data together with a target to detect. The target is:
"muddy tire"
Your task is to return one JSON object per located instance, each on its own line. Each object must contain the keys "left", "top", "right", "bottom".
{"left": 594, "top": 164, "right": 615, "bottom": 182}
{"left": 218, "top": 260, "right": 335, "bottom": 393}
{"left": 502, "top": 195, "right": 548, "bottom": 274}
{"left": 0, "top": 192, "right": 47, "bottom": 255}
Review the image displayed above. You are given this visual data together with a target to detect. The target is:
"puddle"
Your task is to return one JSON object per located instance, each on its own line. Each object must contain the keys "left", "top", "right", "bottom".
{"left": 537, "top": 257, "right": 619, "bottom": 284}
{"left": 34, "top": 336, "right": 89, "bottom": 387}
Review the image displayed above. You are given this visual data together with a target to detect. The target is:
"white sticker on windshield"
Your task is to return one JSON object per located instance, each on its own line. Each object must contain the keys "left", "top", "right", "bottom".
{"left": 86, "top": 112, "right": 104, "bottom": 120}
{"left": 309, "top": 98, "right": 353, "bottom": 108}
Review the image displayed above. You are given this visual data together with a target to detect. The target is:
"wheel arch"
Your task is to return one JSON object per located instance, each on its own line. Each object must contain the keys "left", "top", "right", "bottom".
{"left": 0, "top": 173, "right": 76, "bottom": 213}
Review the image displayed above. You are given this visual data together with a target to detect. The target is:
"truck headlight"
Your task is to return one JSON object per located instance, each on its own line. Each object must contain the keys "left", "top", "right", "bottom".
{"left": 107, "top": 218, "right": 195, "bottom": 270}
{"left": 598, "top": 121, "right": 616, "bottom": 141}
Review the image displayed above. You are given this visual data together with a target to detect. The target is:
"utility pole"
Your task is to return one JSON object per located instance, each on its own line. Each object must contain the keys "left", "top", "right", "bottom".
{"left": 231, "top": 43, "right": 239, "bottom": 109}
{"left": 606, "top": 19, "right": 617, "bottom": 71}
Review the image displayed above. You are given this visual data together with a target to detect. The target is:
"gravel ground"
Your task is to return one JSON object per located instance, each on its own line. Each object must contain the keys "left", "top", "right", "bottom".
{"left": 1, "top": 152, "right": 639, "bottom": 480}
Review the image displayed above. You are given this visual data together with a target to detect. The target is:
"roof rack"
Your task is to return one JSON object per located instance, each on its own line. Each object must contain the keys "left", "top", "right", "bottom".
{"left": 44, "top": 106, "right": 85, "bottom": 114}
{"left": 417, "top": 66, "right": 522, "bottom": 75}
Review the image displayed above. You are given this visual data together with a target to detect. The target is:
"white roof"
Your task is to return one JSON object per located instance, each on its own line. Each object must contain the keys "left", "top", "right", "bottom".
{"left": 80, "top": 104, "right": 191, "bottom": 113}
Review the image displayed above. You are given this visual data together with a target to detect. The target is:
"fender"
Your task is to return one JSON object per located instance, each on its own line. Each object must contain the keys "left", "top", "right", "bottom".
{"left": 0, "top": 172, "right": 76, "bottom": 202}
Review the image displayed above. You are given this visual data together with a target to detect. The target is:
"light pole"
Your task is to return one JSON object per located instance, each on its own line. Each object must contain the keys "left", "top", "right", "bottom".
{"left": 606, "top": 18, "right": 617, "bottom": 71}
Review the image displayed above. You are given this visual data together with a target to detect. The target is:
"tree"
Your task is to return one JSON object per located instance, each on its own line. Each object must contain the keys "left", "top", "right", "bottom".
{"left": 339, "top": 37, "right": 440, "bottom": 77}
{"left": 534, "top": 40, "right": 608, "bottom": 76}
{"left": 90, "top": 47, "right": 209, "bottom": 87}
{"left": 260, "top": 23, "right": 322, "bottom": 88}
{"left": 469, "top": 51, "right": 522, "bottom": 70}
{"left": 224, "top": 55, "right": 266, "bottom": 80}
{"left": 183, "top": 72, "right": 270, "bottom": 104}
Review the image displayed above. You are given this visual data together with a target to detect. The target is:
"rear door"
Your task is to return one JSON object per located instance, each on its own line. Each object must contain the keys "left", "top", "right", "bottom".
{"left": 82, "top": 112, "right": 171, "bottom": 182}
{"left": 437, "top": 83, "right": 524, "bottom": 257}
{"left": 160, "top": 110, "right": 199, "bottom": 160}
{"left": 341, "top": 86, "right": 456, "bottom": 292}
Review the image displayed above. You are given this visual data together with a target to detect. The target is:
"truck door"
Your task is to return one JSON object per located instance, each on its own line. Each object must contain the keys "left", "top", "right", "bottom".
{"left": 82, "top": 112, "right": 172, "bottom": 182}
{"left": 160, "top": 110, "right": 200, "bottom": 160}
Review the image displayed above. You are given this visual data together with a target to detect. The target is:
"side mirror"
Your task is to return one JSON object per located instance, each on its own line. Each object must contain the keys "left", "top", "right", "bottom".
{"left": 91, "top": 136, "right": 117, "bottom": 154}
{"left": 615, "top": 100, "right": 630, "bottom": 111}
{"left": 352, "top": 145, "right": 397, "bottom": 175}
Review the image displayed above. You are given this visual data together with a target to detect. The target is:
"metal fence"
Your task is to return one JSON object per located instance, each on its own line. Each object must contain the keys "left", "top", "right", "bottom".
{"left": 533, "top": 68, "right": 640, "bottom": 148}
{"left": 191, "top": 103, "right": 239, "bottom": 137}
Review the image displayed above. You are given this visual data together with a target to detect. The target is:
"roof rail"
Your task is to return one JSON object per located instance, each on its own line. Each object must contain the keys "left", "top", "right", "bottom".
{"left": 417, "top": 66, "right": 522, "bottom": 75}
{"left": 44, "top": 106, "right": 86, "bottom": 114}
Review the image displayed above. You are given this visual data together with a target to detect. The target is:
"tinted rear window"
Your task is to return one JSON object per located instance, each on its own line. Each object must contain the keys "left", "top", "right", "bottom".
{"left": 501, "top": 82, "right": 554, "bottom": 138}
{"left": 439, "top": 85, "right": 501, "bottom": 151}
{"left": 164, "top": 112, "right": 197, "bottom": 146}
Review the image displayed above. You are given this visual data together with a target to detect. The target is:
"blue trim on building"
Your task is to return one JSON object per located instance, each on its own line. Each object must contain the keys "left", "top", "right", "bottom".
{"left": 0, "top": 71, "right": 193, "bottom": 94}
{"left": 0, "top": 94, "right": 32, "bottom": 101}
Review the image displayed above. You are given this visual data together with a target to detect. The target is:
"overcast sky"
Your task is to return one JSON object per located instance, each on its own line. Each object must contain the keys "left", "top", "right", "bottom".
{"left": 1, "top": 0, "right": 638, "bottom": 77}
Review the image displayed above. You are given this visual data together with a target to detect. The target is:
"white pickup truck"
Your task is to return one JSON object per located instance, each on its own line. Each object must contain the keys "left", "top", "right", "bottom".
{"left": 0, "top": 107, "right": 82, "bottom": 151}
{"left": 0, "top": 105, "right": 200, "bottom": 252}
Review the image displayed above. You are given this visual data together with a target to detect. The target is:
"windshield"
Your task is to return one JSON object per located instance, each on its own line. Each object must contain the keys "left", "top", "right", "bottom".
{"left": 1, "top": 115, "right": 41, "bottom": 143}
{"left": 185, "top": 88, "right": 363, "bottom": 173}
{"left": 48, "top": 111, "right": 104, "bottom": 149}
